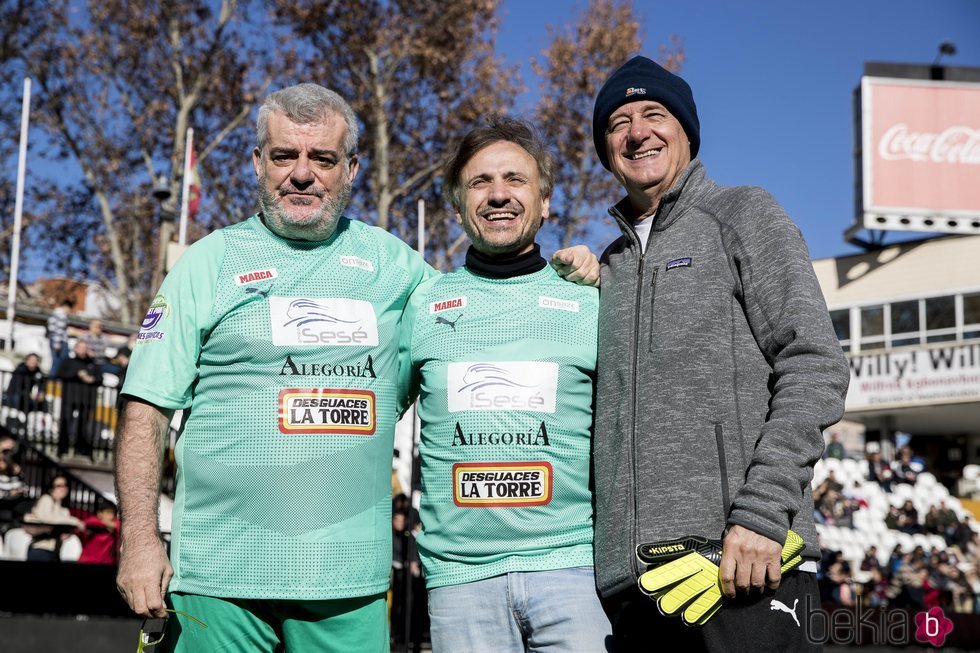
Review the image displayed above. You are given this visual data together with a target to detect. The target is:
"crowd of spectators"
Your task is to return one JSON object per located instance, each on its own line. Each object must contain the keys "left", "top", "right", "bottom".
{"left": 0, "top": 427, "right": 120, "bottom": 564}
{"left": 1, "top": 320, "right": 134, "bottom": 458}
{"left": 820, "top": 539, "right": 980, "bottom": 614}
{"left": 816, "top": 443, "right": 980, "bottom": 614}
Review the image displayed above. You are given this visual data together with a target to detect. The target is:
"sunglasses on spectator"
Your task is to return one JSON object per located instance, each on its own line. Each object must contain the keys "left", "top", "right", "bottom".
{"left": 52, "top": 482, "right": 68, "bottom": 488}
{"left": 137, "top": 609, "right": 207, "bottom": 652}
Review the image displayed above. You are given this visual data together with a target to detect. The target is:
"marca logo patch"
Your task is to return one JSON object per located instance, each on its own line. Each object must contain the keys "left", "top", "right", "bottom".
{"left": 430, "top": 296, "right": 467, "bottom": 314}
{"left": 278, "top": 388, "right": 376, "bottom": 434}
{"left": 235, "top": 268, "right": 278, "bottom": 285}
{"left": 339, "top": 255, "right": 374, "bottom": 273}
{"left": 538, "top": 296, "right": 579, "bottom": 313}
{"left": 447, "top": 361, "right": 558, "bottom": 413}
{"left": 666, "top": 257, "right": 692, "bottom": 270}
{"left": 626, "top": 86, "right": 646, "bottom": 96}
{"left": 453, "top": 461, "right": 553, "bottom": 507}
{"left": 270, "top": 297, "right": 378, "bottom": 347}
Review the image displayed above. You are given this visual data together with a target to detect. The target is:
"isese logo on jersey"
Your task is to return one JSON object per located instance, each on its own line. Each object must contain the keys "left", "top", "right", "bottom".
{"left": 446, "top": 362, "right": 558, "bottom": 413}
{"left": 270, "top": 297, "right": 378, "bottom": 346}
{"left": 453, "top": 461, "right": 553, "bottom": 507}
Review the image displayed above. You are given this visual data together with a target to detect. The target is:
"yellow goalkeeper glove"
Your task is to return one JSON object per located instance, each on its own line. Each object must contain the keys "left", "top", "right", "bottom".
{"left": 636, "top": 530, "right": 805, "bottom": 626}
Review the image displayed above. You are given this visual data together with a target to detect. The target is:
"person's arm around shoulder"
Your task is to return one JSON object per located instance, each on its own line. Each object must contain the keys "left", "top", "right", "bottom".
{"left": 550, "top": 245, "right": 600, "bottom": 287}
{"left": 114, "top": 397, "right": 174, "bottom": 618}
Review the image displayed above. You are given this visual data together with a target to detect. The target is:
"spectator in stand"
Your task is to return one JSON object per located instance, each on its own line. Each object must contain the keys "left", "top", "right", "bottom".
{"left": 936, "top": 501, "right": 960, "bottom": 542}
{"left": 826, "top": 560, "right": 856, "bottom": 606}
{"left": 860, "top": 545, "right": 882, "bottom": 572}
{"left": 861, "top": 567, "right": 890, "bottom": 608}
{"left": 948, "top": 514, "right": 976, "bottom": 550}
{"left": 78, "top": 501, "right": 120, "bottom": 565}
{"left": 887, "top": 545, "right": 905, "bottom": 576}
{"left": 899, "top": 500, "right": 921, "bottom": 535}
{"left": 113, "top": 347, "right": 130, "bottom": 383}
{"left": 56, "top": 340, "right": 101, "bottom": 457}
{"left": 824, "top": 432, "right": 845, "bottom": 459}
{"left": 888, "top": 555, "right": 927, "bottom": 610}
{"left": 893, "top": 446, "right": 923, "bottom": 485}
{"left": 80, "top": 319, "right": 109, "bottom": 368}
{"left": 46, "top": 299, "right": 73, "bottom": 377}
{"left": 0, "top": 430, "right": 28, "bottom": 527}
{"left": 22, "top": 474, "right": 85, "bottom": 561}
{"left": 885, "top": 505, "right": 902, "bottom": 531}
{"left": 867, "top": 450, "right": 893, "bottom": 492}
{"left": 4, "top": 352, "right": 47, "bottom": 416}
{"left": 924, "top": 505, "right": 943, "bottom": 536}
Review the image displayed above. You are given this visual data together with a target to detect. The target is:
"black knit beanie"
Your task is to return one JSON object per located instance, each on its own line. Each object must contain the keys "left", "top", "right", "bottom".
{"left": 592, "top": 56, "right": 700, "bottom": 170}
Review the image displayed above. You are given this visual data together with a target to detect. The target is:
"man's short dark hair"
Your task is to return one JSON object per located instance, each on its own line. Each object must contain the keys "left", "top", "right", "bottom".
{"left": 442, "top": 116, "right": 555, "bottom": 210}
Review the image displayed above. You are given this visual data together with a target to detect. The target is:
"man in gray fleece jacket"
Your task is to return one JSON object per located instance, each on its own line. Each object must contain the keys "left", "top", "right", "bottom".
{"left": 591, "top": 56, "right": 849, "bottom": 651}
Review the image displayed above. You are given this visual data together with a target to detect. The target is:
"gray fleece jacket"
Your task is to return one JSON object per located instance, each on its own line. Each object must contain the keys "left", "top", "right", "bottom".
{"left": 594, "top": 160, "right": 849, "bottom": 598}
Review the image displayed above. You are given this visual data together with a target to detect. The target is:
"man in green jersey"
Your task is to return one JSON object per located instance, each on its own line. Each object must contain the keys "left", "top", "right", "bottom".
{"left": 115, "top": 85, "right": 598, "bottom": 652}
{"left": 398, "top": 117, "right": 610, "bottom": 652}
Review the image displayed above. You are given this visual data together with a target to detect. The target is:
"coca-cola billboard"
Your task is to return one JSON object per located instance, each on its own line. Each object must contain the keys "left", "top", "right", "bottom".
{"left": 862, "top": 76, "right": 980, "bottom": 228}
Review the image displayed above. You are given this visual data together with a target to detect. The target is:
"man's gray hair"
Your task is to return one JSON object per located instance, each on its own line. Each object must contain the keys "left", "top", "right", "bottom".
{"left": 256, "top": 83, "right": 360, "bottom": 158}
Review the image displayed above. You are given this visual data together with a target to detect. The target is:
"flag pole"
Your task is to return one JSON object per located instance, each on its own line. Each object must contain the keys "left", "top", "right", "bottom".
{"left": 177, "top": 127, "right": 193, "bottom": 246}
{"left": 5, "top": 78, "right": 31, "bottom": 352}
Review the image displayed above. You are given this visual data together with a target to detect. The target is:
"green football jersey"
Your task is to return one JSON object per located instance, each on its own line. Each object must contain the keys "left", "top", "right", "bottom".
{"left": 123, "top": 215, "right": 434, "bottom": 600}
{"left": 398, "top": 264, "right": 599, "bottom": 589}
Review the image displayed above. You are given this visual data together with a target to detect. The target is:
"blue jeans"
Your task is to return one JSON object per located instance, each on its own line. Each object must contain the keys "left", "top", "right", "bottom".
{"left": 428, "top": 567, "right": 612, "bottom": 653}
{"left": 49, "top": 340, "right": 68, "bottom": 377}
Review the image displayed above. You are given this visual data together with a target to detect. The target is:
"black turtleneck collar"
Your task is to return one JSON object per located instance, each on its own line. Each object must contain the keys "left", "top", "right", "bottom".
{"left": 465, "top": 243, "right": 547, "bottom": 279}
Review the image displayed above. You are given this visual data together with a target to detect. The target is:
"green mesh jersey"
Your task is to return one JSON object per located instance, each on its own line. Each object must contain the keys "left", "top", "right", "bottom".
{"left": 123, "top": 215, "right": 434, "bottom": 600}
{"left": 398, "top": 264, "right": 599, "bottom": 589}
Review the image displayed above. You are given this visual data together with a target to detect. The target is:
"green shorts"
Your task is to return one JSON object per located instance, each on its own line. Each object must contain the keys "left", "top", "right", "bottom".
{"left": 161, "top": 591, "right": 388, "bottom": 653}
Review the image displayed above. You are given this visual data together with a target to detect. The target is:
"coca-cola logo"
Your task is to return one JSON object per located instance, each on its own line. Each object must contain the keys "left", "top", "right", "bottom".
{"left": 878, "top": 123, "right": 980, "bottom": 164}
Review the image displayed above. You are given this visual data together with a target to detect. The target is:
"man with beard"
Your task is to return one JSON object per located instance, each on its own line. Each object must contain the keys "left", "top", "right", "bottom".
{"left": 114, "top": 84, "right": 597, "bottom": 652}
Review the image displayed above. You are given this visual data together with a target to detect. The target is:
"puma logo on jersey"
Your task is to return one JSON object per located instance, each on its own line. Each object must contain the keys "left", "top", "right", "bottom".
{"left": 436, "top": 314, "right": 462, "bottom": 331}
{"left": 246, "top": 284, "right": 273, "bottom": 298}
{"left": 770, "top": 599, "right": 800, "bottom": 628}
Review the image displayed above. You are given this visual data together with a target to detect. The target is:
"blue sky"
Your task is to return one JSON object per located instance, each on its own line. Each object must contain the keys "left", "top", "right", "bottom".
{"left": 498, "top": 0, "right": 980, "bottom": 260}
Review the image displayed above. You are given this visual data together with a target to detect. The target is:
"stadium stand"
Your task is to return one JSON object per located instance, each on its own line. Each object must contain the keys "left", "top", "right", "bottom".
{"left": 813, "top": 451, "right": 980, "bottom": 614}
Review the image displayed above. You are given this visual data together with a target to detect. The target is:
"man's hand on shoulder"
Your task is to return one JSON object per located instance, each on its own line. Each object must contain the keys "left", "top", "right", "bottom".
{"left": 719, "top": 524, "right": 783, "bottom": 598}
{"left": 117, "top": 536, "right": 173, "bottom": 618}
{"left": 551, "top": 245, "right": 600, "bottom": 287}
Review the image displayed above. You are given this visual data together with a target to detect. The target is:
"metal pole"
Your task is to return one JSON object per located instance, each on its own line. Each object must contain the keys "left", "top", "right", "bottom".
{"left": 5, "top": 78, "right": 31, "bottom": 352}
{"left": 400, "top": 198, "right": 427, "bottom": 650}
{"left": 417, "top": 199, "right": 425, "bottom": 259}
{"left": 177, "top": 128, "right": 193, "bottom": 246}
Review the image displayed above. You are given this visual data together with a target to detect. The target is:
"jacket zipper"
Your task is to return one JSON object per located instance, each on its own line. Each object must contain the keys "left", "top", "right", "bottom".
{"left": 629, "top": 255, "right": 644, "bottom": 578}
{"left": 647, "top": 269, "right": 658, "bottom": 352}
{"left": 715, "top": 424, "right": 731, "bottom": 519}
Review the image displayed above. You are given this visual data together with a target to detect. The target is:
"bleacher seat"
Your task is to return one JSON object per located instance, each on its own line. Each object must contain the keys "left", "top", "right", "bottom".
{"left": 0, "top": 527, "right": 31, "bottom": 560}
{"left": 59, "top": 534, "right": 82, "bottom": 562}
{"left": 958, "top": 464, "right": 980, "bottom": 499}
{"left": 841, "top": 458, "right": 862, "bottom": 481}
{"left": 928, "top": 534, "right": 947, "bottom": 550}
